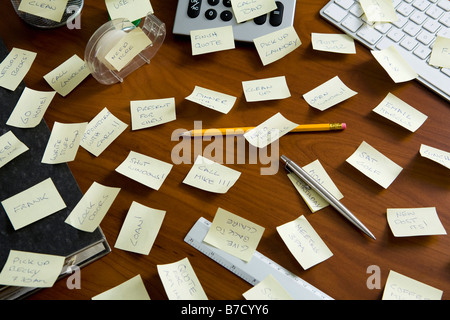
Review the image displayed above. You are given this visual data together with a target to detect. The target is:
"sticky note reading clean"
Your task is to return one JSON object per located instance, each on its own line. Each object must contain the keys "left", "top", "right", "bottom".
{"left": 360, "top": 0, "right": 398, "bottom": 22}
{"left": 105, "top": 0, "right": 154, "bottom": 22}
{"left": 18, "top": 0, "right": 69, "bottom": 22}
{"left": 183, "top": 155, "right": 241, "bottom": 194}
{"left": 204, "top": 207, "right": 265, "bottom": 262}
{"left": 44, "top": 54, "right": 91, "bottom": 97}
{"left": 242, "top": 76, "right": 291, "bottom": 102}
{"left": 1, "top": 178, "right": 66, "bottom": 230}
{"left": 157, "top": 258, "right": 208, "bottom": 300}
{"left": 303, "top": 76, "right": 357, "bottom": 111}
{"left": 130, "top": 97, "right": 176, "bottom": 130}
{"left": 231, "top": 0, "right": 277, "bottom": 23}
{"left": 277, "top": 215, "right": 333, "bottom": 270}
{"left": 186, "top": 86, "right": 236, "bottom": 114}
{"left": 80, "top": 107, "right": 128, "bottom": 157}
{"left": 104, "top": 27, "right": 152, "bottom": 72}
{"left": 346, "top": 141, "right": 403, "bottom": 189}
{"left": 42, "top": 122, "right": 88, "bottom": 164}
{"left": 382, "top": 270, "right": 443, "bottom": 300}
{"left": 371, "top": 46, "right": 417, "bottom": 83}
{"left": 387, "top": 207, "right": 447, "bottom": 237}
{"left": 0, "top": 250, "right": 65, "bottom": 288}
{"left": 0, "top": 131, "right": 29, "bottom": 169}
{"left": 115, "top": 151, "right": 173, "bottom": 190}
{"left": 419, "top": 144, "right": 450, "bottom": 170}
{"left": 243, "top": 274, "right": 293, "bottom": 300}
{"left": 191, "top": 26, "right": 235, "bottom": 55}
{"left": 92, "top": 274, "right": 151, "bottom": 300}
{"left": 311, "top": 33, "right": 356, "bottom": 54}
{"left": 253, "top": 26, "right": 301, "bottom": 65}
{"left": 65, "top": 182, "right": 120, "bottom": 232}
{"left": 287, "top": 160, "right": 343, "bottom": 213}
{"left": 114, "top": 201, "right": 166, "bottom": 255}
{"left": 244, "top": 112, "right": 298, "bottom": 148}
{"left": 0, "top": 48, "right": 37, "bottom": 91}
{"left": 6, "top": 88, "right": 56, "bottom": 128}
{"left": 373, "top": 93, "right": 427, "bottom": 132}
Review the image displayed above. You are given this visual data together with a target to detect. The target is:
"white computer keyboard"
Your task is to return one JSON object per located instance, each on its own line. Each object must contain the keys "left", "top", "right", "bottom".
{"left": 173, "top": 0, "right": 296, "bottom": 42}
{"left": 320, "top": 0, "right": 450, "bottom": 102}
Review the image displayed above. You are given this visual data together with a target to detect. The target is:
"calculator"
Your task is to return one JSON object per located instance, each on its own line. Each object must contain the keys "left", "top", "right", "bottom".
{"left": 172, "top": 0, "right": 297, "bottom": 42}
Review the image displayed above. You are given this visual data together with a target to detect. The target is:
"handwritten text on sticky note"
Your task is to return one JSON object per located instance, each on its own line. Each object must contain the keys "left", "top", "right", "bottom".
{"left": 105, "top": 0, "right": 154, "bottom": 22}
{"left": 115, "top": 151, "right": 173, "bottom": 190}
{"left": 360, "top": 0, "right": 398, "bottom": 22}
{"left": 186, "top": 86, "right": 236, "bottom": 114}
{"left": 1, "top": 178, "right": 66, "bottom": 230}
{"left": 371, "top": 46, "right": 417, "bottom": 83}
{"left": 420, "top": 144, "right": 450, "bottom": 170}
{"left": 204, "top": 207, "right": 265, "bottom": 262}
{"left": 277, "top": 215, "right": 333, "bottom": 270}
{"left": 0, "top": 250, "right": 65, "bottom": 288}
{"left": 0, "top": 48, "right": 37, "bottom": 91}
{"left": 311, "top": 33, "right": 356, "bottom": 54}
{"left": 430, "top": 35, "right": 450, "bottom": 68}
{"left": 242, "top": 76, "right": 291, "bottom": 102}
{"left": 243, "top": 274, "right": 293, "bottom": 300}
{"left": 191, "top": 26, "right": 235, "bottom": 55}
{"left": 253, "top": 26, "right": 301, "bottom": 65}
{"left": 0, "top": 131, "right": 29, "bottom": 169}
{"left": 387, "top": 207, "right": 447, "bottom": 237}
{"left": 346, "top": 141, "right": 403, "bottom": 189}
{"left": 130, "top": 97, "right": 176, "bottom": 130}
{"left": 18, "top": 0, "right": 69, "bottom": 22}
{"left": 231, "top": 0, "right": 277, "bottom": 23}
{"left": 382, "top": 270, "right": 443, "bottom": 300}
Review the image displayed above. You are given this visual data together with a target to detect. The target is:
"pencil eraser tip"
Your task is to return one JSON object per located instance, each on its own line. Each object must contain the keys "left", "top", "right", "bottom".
{"left": 342, "top": 123, "right": 347, "bottom": 129}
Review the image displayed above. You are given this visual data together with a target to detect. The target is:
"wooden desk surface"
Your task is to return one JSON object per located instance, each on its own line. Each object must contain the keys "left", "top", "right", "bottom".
{"left": 0, "top": 0, "right": 448, "bottom": 300}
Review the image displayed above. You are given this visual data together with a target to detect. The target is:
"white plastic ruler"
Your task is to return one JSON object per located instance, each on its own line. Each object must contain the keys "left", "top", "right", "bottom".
{"left": 184, "top": 217, "right": 333, "bottom": 300}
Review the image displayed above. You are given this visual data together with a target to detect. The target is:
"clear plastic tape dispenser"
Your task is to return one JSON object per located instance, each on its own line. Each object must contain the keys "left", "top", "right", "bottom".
{"left": 85, "top": 13, "right": 166, "bottom": 85}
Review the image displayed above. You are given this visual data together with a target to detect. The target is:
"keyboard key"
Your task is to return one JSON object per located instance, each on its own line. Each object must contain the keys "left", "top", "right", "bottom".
{"left": 400, "top": 36, "right": 418, "bottom": 50}
{"left": 387, "top": 27, "right": 405, "bottom": 41}
{"left": 357, "top": 25, "right": 383, "bottom": 44}
{"left": 437, "top": 0, "right": 450, "bottom": 11}
{"left": 335, "top": 0, "right": 355, "bottom": 10}
{"left": 397, "top": 2, "right": 415, "bottom": 16}
{"left": 414, "top": 44, "right": 431, "bottom": 59}
{"left": 440, "top": 12, "right": 450, "bottom": 27}
{"left": 323, "top": 3, "right": 348, "bottom": 22}
{"left": 413, "top": 0, "right": 430, "bottom": 11}
{"left": 417, "top": 29, "right": 434, "bottom": 44}
{"left": 426, "top": 6, "right": 444, "bottom": 19}
{"left": 423, "top": 18, "right": 441, "bottom": 32}
{"left": 404, "top": 21, "right": 421, "bottom": 36}
{"left": 342, "top": 14, "right": 364, "bottom": 32}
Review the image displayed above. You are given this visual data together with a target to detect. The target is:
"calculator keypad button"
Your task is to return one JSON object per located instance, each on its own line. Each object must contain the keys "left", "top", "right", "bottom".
{"left": 205, "top": 9, "right": 218, "bottom": 20}
{"left": 270, "top": 1, "right": 284, "bottom": 26}
{"left": 220, "top": 10, "right": 233, "bottom": 22}
{"left": 188, "top": 0, "right": 202, "bottom": 18}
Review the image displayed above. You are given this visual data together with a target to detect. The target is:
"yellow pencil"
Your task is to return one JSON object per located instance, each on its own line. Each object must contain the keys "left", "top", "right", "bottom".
{"left": 182, "top": 123, "right": 346, "bottom": 137}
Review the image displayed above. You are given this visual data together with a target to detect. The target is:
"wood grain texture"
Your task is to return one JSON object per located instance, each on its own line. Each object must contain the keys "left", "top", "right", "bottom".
{"left": 0, "top": 0, "right": 448, "bottom": 300}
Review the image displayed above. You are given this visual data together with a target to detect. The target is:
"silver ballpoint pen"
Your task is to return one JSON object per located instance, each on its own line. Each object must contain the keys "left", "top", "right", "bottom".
{"left": 281, "top": 155, "right": 376, "bottom": 240}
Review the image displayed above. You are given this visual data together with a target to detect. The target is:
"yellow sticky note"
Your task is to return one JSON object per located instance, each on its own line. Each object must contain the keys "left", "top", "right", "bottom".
{"left": 44, "top": 54, "right": 91, "bottom": 97}
{"left": 204, "top": 207, "right": 265, "bottom": 262}
{"left": 1, "top": 178, "right": 66, "bottom": 230}
{"left": 382, "top": 270, "right": 443, "bottom": 300}
{"left": 130, "top": 97, "right": 176, "bottom": 131}
{"left": 183, "top": 155, "right": 241, "bottom": 194}
{"left": 311, "top": 33, "right": 356, "bottom": 54}
{"left": 0, "top": 250, "right": 65, "bottom": 288}
{"left": 114, "top": 201, "right": 166, "bottom": 255}
{"left": 371, "top": 46, "right": 417, "bottom": 83}
{"left": 92, "top": 275, "right": 151, "bottom": 300}
{"left": 186, "top": 86, "right": 236, "bottom": 114}
{"left": 65, "top": 182, "right": 120, "bottom": 232}
{"left": 387, "top": 207, "right": 447, "bottom": 237}
{"left": 420, "top": 144, "right": 450, "bottom": 170}
{"left": 105, "top": 0, "right": 154, "bottom": 22}
{"left": 191, "top": 26, "right": 235, "bottom": 55}
{"left": 0, "top": 48, "right": 37, "bottom": 91}
{"left": 277, "top": 215, "right": 333, "bottom": 270}
{"left": 0, "top": 131, "right": 29, "bottom": 169}
{"left": 18, "top": 0, "right": 69, "bottom": 22}
{"left": 42, "top": 122, "right": 88, "bottom": 164}
{"left": 244, "top": 112, "right": 298, "bottom": 149}
{"left": 104, "top": 27, "right": 152, "bottom": 72}
{"left": 80, "top": 107, "right": 128, "bottom": 157}
{"left": 6, "top": 88, "right": 56, "bottom": 128}
{"left": 287, "top": 160, "right": 343, "bottom": 213}
{"left": 303, "top": 76, "right": 357, "bottom": 111}
{"left": 242, "top": 76, "right": 291, "bottom": 102}
{"left": 373, "top": 93, "right": 427, "bottom": 132}
{"left": 243, "top": 274, "right": 293, "bottom": 300}
{"left": 115, "top": 151, "right": 173, "bottom": 190}
{"left": 157, "top": 257, "right": 208, "bottom": 300}
{"left": 346, "top": 141, "right": 403, "bottom": 189}
{"left": 360, "top": 0, "right": 398, "bottom": 22}
{"left": 429, "top": 35, "right": 450, "bottom": 68}
{"left": 231, "top": 0, "right": 277, "bottom": 23}
{"left": 253, "top": 26, "right": 301, "bottom": 65}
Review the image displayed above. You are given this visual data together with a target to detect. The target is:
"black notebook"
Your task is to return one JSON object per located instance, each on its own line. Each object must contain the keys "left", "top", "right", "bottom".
{"left": 0, "top": 39, "right": 110, "bottom": 299}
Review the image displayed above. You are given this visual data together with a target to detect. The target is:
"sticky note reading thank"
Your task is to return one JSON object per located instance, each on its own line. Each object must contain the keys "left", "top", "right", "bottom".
{"left": 203, "top": 207, "right": 265, "bottom": 262}
{"left": 253, "top": 26, "right": 301, "bottom": 66}
{"left": 346, "top": 141, "right": 403, "bottom": 189}
{"left": 1, "top": 178, "right": 66, "bottom": 230}
{"left": 0, "top": 250, "right": 65, "bottom": 288}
